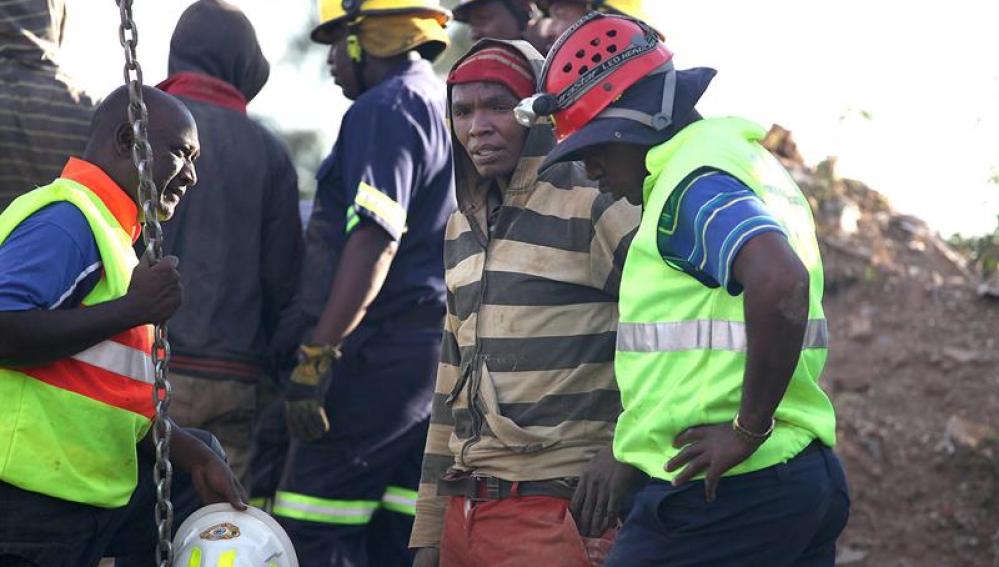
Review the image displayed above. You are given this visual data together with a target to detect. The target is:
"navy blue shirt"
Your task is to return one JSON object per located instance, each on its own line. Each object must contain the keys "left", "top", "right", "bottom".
{"left": 0, "top": 202, "right": 102, "bottom": 311}
{"left": 299, "top": 58, "right": 456, "bottom": 326}
{"left": 657, "top": 172, "right": 786, "bottom": 295}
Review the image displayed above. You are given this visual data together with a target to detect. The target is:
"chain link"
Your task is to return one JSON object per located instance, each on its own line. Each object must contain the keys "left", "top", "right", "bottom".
{"left": 116, "top": 1, "right": 173, "bottom": 565}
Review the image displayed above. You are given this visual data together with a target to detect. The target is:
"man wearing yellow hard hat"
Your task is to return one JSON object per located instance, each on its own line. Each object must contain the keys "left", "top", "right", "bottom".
{"left": 271, "top": 1, "right": 456, "bottom": 566}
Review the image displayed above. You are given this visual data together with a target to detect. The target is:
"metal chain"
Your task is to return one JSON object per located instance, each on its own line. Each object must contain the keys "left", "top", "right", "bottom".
{"left": 115, "top": 1, "right": 174, "bottom": 565}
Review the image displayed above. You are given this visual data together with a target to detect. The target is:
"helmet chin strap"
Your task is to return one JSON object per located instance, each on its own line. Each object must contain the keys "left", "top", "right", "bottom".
{"left": 342, "top": 0, "right": 368, "bottom": 94}
{"left": 346, "top": 28, "right": 368, "bottom": 94}
{"left": 596, "top": 61, "right": 676, "bottom": 130}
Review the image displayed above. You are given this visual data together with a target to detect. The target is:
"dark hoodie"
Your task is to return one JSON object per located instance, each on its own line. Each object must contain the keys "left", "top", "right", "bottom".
{"left": 160, "top": 0, "right": 302, "bottom": 379}
{"left": 412, "top": 39, "right": 641, "bottom": 548}
{"left": 0, "top": 0, "right": 94, "bottom": 210}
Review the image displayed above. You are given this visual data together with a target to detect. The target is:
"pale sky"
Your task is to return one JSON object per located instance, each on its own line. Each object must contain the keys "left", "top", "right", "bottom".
{"left": 61, "top": 1, "right": 999, "bottom": 237}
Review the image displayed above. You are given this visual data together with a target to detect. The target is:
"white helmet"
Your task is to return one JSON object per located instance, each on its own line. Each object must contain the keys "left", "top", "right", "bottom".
{"left": 172, "top": 504, "right": 299, "bottom": 567}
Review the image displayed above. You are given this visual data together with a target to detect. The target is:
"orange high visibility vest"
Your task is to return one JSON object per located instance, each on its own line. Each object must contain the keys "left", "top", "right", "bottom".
{"left": 0, "top": 158, "right": 154, "bottom": 508}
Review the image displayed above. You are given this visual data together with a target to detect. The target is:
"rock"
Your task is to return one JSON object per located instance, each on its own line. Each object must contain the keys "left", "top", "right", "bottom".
{"left": 835, "top": 547, "right": 868, "bottom": 565}
{"left": 839, "top": 200, "right": 862, "bottom": 235}
{"left": 978, "top": 273, "right": 999, "bottom": 299}
{"left": 892, "top": 214, "right": 928, "bottom": 236}
{"left": 940, "top": 347, "right": 981, "bottom": 365}
{"left": 847, "top": 316, "right": 874, "bottom": 341}
{"left": 945, "top": 415, "right": 996, "bottom": 456}
{"left": 761, "top": 124, "right": 805, "bottom": 165}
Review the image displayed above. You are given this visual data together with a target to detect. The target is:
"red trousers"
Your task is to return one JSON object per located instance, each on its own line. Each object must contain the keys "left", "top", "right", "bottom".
{"left": 440, "top": 495, "right": 616, "bottom": 567}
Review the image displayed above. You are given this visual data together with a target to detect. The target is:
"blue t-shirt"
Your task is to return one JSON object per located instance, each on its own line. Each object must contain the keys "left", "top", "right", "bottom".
{"left": 657, "top": 172, "right": 786, "bottom": 294}
{"left": 0, "top": 202, "right": 103, "bottom": 311}
{"left": 299, "top": 58, "right": 456, "bottom": 326}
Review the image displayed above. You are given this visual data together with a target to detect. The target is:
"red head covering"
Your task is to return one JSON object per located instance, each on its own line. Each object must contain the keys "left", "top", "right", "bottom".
{"left": 447, "top": 45, "right": 535, "bottom": 100}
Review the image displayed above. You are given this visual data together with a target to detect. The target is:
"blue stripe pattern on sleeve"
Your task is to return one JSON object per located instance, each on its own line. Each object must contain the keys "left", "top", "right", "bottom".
{"left": 657, "top": 172, "right": 786, "bottom": 295}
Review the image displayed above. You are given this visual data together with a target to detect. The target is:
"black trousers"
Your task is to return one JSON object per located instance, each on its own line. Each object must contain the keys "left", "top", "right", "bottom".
{"left": 605, "top": 443, "right": 851, "bottom": 567}
{"left": 274, "top": 324, "right": 440, "bottom": 567}
{"left": 0, "top": 429, "right": 219, "bottom": 567}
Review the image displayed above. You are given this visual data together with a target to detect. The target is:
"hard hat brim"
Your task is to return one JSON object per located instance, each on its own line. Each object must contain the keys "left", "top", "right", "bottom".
{"left": 540, "top": 67, "right": 716, "bottom": 173}
{"left": 310, "top": 7, "right": 452, "bottom": 44}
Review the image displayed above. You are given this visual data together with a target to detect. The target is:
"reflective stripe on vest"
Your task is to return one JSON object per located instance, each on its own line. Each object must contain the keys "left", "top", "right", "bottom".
{"left": 71, "top": 335, "right": 155, "bottom": 385}
{"left": 617, "top": 319, "right": 829, "bottom": 353}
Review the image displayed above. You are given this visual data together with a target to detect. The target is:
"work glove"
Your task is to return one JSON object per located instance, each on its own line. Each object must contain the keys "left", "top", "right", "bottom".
{"left": 284, "top": 344, "right": 341, "bottom": 442}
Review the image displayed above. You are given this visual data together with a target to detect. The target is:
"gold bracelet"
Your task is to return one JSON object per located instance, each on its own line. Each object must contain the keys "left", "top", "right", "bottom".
{"left": 732, "top": 414, "right": 775, "bottom": 445}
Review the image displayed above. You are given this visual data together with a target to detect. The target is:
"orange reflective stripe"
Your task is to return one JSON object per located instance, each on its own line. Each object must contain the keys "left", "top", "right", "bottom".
{"left": 108, "top": 324, "right": 154, "bottom": 351}
{"left": 60, "top": 158, "right": 141, "bottom": 242}
{"left": 24, "top": 359, "right": 156, "bottom": 418}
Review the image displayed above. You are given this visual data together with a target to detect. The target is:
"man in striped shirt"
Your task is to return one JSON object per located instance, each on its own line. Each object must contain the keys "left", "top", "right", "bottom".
{"left": 0, "top": 0, "right": 95, "bottom": 210}
{"left": 411, "top": 40, "right": 643, "bottom": 567}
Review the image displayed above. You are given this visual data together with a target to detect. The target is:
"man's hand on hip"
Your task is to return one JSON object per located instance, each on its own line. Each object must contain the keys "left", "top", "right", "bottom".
{"left": 570, "top": 446, "right": 647, "bottom": 537}
{"left": 666, "top": 422, "right": 763, "bottom": 502}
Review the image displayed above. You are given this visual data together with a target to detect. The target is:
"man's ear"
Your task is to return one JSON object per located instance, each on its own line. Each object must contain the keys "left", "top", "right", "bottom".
{"left": 113, "top": 123, "right": 133, "bottom": 158}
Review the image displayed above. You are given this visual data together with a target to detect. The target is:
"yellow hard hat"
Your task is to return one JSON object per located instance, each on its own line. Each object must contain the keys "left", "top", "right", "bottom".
{"left": 538, "top": 0, "right": 651, "bottom": 24}
{"left": 311, "top": 0, "right": 451, "bottom": 43}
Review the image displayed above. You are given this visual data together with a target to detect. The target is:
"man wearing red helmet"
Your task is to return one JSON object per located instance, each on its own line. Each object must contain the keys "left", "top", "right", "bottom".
{"left": 525, "top": 13, "right": 849, "bottom": 566}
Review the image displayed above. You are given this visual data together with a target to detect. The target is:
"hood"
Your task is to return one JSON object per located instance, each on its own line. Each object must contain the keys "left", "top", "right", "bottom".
{"left": 167, "top": 0, "right": 270, "bottom": 102}
{"left": 448, "top": 38, "right": 565, "bottom": 215}
{"left": 0, "top": 0, "right": 65, "bottom": 66}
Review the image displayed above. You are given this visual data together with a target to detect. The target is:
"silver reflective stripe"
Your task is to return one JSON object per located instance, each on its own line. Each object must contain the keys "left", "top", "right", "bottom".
{"left": 617, "top": 319, "right": 828, "bottom": 353}
{"left": 71, "top": 340, "right": 155, "bottom": 384}
{"left": 802, "top": 319, "right": 829, "bottom": 351}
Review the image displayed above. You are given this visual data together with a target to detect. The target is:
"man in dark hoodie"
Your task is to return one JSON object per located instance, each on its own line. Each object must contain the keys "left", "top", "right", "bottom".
{"left": 411, "top": 39, "right": 644, "bottom": 567}
{"left": 157, "top": 0, "right": 303, "bottom": 486}
{"left": 0, "top": 0, "right": 95, "bottom": 210}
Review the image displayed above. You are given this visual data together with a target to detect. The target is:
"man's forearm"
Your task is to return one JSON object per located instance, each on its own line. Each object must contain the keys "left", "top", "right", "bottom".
{"left": 310, "top": 223, "right": 398, "bottom": 346}
{"left": 733, "top": 234, "right": 811, "bottom": 433}
{"left": 0, "top": 298, "right": 140, "bottom": 366}
{"left": 739, "top": 277, "right": 808, "bottom": 432}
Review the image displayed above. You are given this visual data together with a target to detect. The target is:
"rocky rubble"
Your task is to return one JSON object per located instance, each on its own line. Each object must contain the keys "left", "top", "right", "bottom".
{"left": 763, "top": 126, "right": 999, "bottom": 567}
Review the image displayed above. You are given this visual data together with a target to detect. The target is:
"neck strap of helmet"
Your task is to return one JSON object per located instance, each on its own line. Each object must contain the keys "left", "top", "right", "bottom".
{"left": 596, "top": 61, "right": 676, "bottom": 130}
{"left": 342, "top": 0, "right": 368, "bottom": 93}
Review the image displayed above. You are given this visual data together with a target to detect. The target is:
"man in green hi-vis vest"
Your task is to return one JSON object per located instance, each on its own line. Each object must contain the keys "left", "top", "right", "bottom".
{"left": 519, "top": 13, "right": 849, "bottom": 566}
{"left": 0, "top": 85, "right": 245, "bottom": 566}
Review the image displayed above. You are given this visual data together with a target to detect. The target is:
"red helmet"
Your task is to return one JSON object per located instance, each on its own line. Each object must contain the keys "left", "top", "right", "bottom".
{"left": 519, "top": 12, "right": 674, "bottom": 142}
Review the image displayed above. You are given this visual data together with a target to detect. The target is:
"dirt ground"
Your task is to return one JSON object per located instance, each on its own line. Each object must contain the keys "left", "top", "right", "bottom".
{"left": 764, "top": 127, "right": 999, "bottom": 567}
